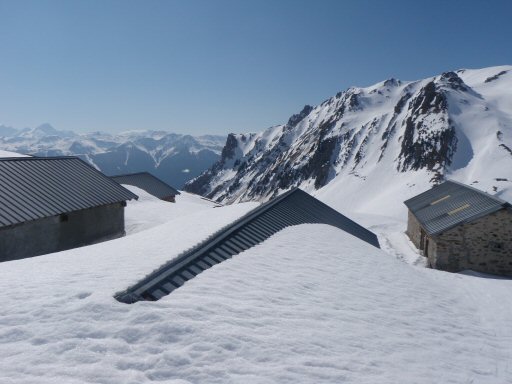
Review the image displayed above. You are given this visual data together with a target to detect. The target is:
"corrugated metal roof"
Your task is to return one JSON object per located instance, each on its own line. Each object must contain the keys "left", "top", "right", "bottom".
{"left": 111, "top": 172, "right": 180, "bottom": 199}
{"left": 404, "top": 180, "right": 510, "bottom": 236}
{"left": 115, "top": 188, "right": 380, "bottom": 304}
{"left": 0, "top": 156, "right": 138, "bottom": 229}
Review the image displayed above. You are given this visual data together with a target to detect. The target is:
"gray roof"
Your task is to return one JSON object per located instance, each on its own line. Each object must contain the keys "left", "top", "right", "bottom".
{"left": 111, "top": 172, "right": 180, "bottom": 199}
{"left": 404, "top": 180, "right": 510, "bottom": 236}
{"left": 0, "top": 156, "right": 138, "bottom": 229}
{"left": 115, "top": 188, "right": 380, "bottom": 304}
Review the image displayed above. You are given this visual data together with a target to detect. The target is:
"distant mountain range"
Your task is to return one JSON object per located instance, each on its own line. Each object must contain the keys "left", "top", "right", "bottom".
{"left": 0, "top": 125, "right": 225, "bottom": 188}
{"left": 185, "top": 65, "right": 512, "bottom": 217}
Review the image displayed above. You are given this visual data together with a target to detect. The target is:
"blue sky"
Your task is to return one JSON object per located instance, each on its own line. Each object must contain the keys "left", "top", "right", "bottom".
{"left": 1, "top": 0, "right": 511, "bottom": 135}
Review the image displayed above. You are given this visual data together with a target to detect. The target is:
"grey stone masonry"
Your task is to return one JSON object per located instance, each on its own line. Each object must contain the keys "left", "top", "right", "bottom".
{"left": 406, "top": 210, "right": 423, "bottom": 250}
{"left": 430, "top": 208, "right": 512, "bottom": 276}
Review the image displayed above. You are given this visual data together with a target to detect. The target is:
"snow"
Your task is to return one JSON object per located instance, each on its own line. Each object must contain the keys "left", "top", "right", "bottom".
{"left": 122, "top": 186, "right": 222, "bottom": 234}
{"left": 2, "top": 65, "right": 512, "bottom": 382}
{"left": 1, "top": 191, "right": 512, "bottom": 383}
{"left": 0, "top": 128, "right": 226, "bottom": 187}
{"left": 313, "top": 65, "right": 512, "bottom": 216}
{"left": 0, "top": 149, "right": 29, "bottom": 157}
{"left": 193, "top": 65, "right": 512, "bottom": 216}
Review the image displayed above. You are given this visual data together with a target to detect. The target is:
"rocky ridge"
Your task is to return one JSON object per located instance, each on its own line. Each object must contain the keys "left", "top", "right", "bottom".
{"left": 185, "top": 66, "right": 512, "bottom": 208}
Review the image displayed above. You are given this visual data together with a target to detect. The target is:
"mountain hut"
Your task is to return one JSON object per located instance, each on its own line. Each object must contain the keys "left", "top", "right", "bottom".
{"left": 111, "top": 172, "right": 180, "bottom": 202}
{"left": 0, "top": 157, "right": 138, "bottom": 262}
{"left": 404, "top": 180, "right": 512, "bottom": 276}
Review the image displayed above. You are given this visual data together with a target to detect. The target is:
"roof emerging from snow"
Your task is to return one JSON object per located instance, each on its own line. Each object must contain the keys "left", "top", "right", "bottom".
{"left": 0, "top": 156, "right": 138, "bottom": 229}
{"left": 111, "top": 172, "right": 180, "bottom": 199}
{"left": 404, "top": 180, "right": 510, "bottom": 236}
{"left": 116, "top": 187, "right": 380, "bottom": 304}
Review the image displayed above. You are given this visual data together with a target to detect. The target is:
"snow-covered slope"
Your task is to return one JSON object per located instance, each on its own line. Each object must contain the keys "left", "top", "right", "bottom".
{"left": 0, "top": 193, "right": 511, "bottom": 383}
{"left": 0, "top": 126, "right": 225, "bottom": 187}
{"left": 0, "top": 149, "right": 29, "bottom": 157}
{"left": 122, "top": 185, "right": 222, "bottom": 234}
{"left": 185, "top": 66, "right": 512, "bottom": 218}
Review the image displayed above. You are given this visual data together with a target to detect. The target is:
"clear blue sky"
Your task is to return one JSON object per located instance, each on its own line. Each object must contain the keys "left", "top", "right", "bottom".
{"left": 1, "top": 0, "right": 511, "bottom": 135}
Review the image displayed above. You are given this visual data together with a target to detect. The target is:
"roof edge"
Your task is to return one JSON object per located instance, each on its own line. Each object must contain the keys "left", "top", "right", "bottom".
{"left": 73, "top": 158, "right": 138, "bottom": 201}
{"left": 115, "top": 187, "right": 301, "bottom": 297}
{"left": 111, "top": 172, "right": 181, "bottom": 195}
{"left": 404, "top": 179, "right": 510, "bottom": 208}
{"left": 426, "top": 205, "right": 507, "bottom": 236}
{"left": 0, "top": 155, "right": 79, "bottom": 162}
{"left": 111, "top": 171, "right": 151, "bottom": 178}
{"left": 0, "top": 156, "right": 138, "bottom": 201}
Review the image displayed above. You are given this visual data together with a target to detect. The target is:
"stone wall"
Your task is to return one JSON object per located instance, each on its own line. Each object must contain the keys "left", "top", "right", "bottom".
{"left": 426, "top": 238, "right": 437, "bottom": 267}
{"left": 406, "top": 210, "right": 423, "bottom": 249}
{"left": 430, "top": 208, "right": 512, "bottom": 276}
{"left": 0, "top": 203, "right": 125, "bottom": 262}
{"left": 162, "top": 195, "right": 176, "bottom": 203}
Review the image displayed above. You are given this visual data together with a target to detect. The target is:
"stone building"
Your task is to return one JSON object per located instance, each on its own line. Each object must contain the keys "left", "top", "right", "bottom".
{"left": 0, "top": 156, "right": 138, "bottom": 262}
{"left": 111, "top": 172, "right": 180, "bottom": 202}
{"left": 404, "top": 180, "right": 512, "bottom": 276}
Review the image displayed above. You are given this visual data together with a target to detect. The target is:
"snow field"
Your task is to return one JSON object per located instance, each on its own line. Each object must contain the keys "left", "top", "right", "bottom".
{"left": 1, "top": 193, "right": 512, "bottom": 383}
{"left": 122, "top": 186, "right": 219, "bottom": 234}
{"left": 0, "top": 149, "right": 28, "bottom": 157}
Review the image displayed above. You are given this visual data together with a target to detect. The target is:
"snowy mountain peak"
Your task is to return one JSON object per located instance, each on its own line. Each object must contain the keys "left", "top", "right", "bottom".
{"left": 185, "top": 65, "right": 512, "bottom": 217}
{"left": 0, "top": 127, "right": 226, "bottom": 187}
{"left": 287, "top": 105, "right": 314, "bottom": 127}
{"left": 16, "top": 123, "right": 77, "bottom": 140}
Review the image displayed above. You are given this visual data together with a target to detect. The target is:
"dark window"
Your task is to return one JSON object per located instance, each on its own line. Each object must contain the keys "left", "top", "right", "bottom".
{"left": 490, "top": 241, "right": 504, "bottom": 251}
{"left": 60, "top": 214, "right": 69, "bottom": 222}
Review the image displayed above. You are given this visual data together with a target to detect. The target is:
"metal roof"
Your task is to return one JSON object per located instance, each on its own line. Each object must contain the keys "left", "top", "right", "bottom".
{"left": 0, "top": 156, "right": 138, "bottom": 229}
{"left": 115, "top": 188, "right": 380, "bottom": 304}
{"left": 404, "top": 180, "right": 510, "bottom": 236}
{"left": 111, "top": 172, "right": 180, "bottom": 199}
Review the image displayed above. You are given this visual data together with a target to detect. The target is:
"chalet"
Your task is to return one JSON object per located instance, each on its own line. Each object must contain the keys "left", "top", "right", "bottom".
{"left": 404, "top": 180, "right": 512, "bottom": 276}
{"left": 0, "top": 157, "right": 138, "bottom": 262}
{"left": 111, "top": 172, "right": 180, "bottom": 202}
{"left": 116, "top": 188, "right": 379, "bottom": 303}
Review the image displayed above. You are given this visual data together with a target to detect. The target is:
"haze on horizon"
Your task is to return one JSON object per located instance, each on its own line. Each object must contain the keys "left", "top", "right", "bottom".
{"left": 1, "top": 0, "right": 511, "bottom": 135}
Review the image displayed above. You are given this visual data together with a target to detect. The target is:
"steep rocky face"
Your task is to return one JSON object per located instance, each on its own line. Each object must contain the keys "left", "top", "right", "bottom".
{"left": 183, "top": 135, "right": 238, "bottom": 195}
{"left": 287, "top": 105, "right": 313, "bottom": 128}
{"left": 397, "top": 79, "right": 457, "bottom": 181}
{"left": 219, "top": 134, "right": 240, "bottom": 164}
{"left": 184, "top": 67, "right": 512, "bottom": 203}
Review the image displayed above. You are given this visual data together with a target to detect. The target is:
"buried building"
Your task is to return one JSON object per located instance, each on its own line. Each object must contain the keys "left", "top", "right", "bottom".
{"left": 405, "top": 180, "right": 512, "bottom": 276}
{"left": 111, "top": 172, "right": 180, "bottom": 202}
{"left": 0, "top": 156, "right": 138, "bottom": 262}
{"left": 116, "top": 187, "right": 380, "bottom": 304}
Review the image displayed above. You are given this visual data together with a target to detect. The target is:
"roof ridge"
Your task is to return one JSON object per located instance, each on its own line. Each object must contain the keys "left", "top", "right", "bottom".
{"left": 404, "top": 179, "right": 509, "bottom": 236}
{"left": 111, "top": 171, "right": 150, "bottom": 177}
{"left": 111, "top": 172, "right": 180, "bottom": 196}
{"left": 444, "top": 179, "right": 508, "bottom": 205}
{"left": 404, "top": 179, "right": 509, "bottom": 207}
{"left": 0, "top": 156, "right": 79, "bottom": 161}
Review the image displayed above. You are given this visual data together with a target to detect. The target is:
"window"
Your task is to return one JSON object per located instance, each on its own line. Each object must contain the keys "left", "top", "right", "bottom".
{"left": 60, "top": 214, "right": 69, "bottom": 222}
{"left": 490, "top": 241, "right": 504, "bottom": 251}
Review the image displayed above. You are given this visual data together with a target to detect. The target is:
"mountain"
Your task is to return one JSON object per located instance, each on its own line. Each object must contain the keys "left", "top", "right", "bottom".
{"left": 185, "top": 66, "right": 512, "bottom": 217}
{"left": 0, "top": 125, "right": 18, "bottom": 137}
{"left": 0, "top": 126, "right": 225, "bottom": 187}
